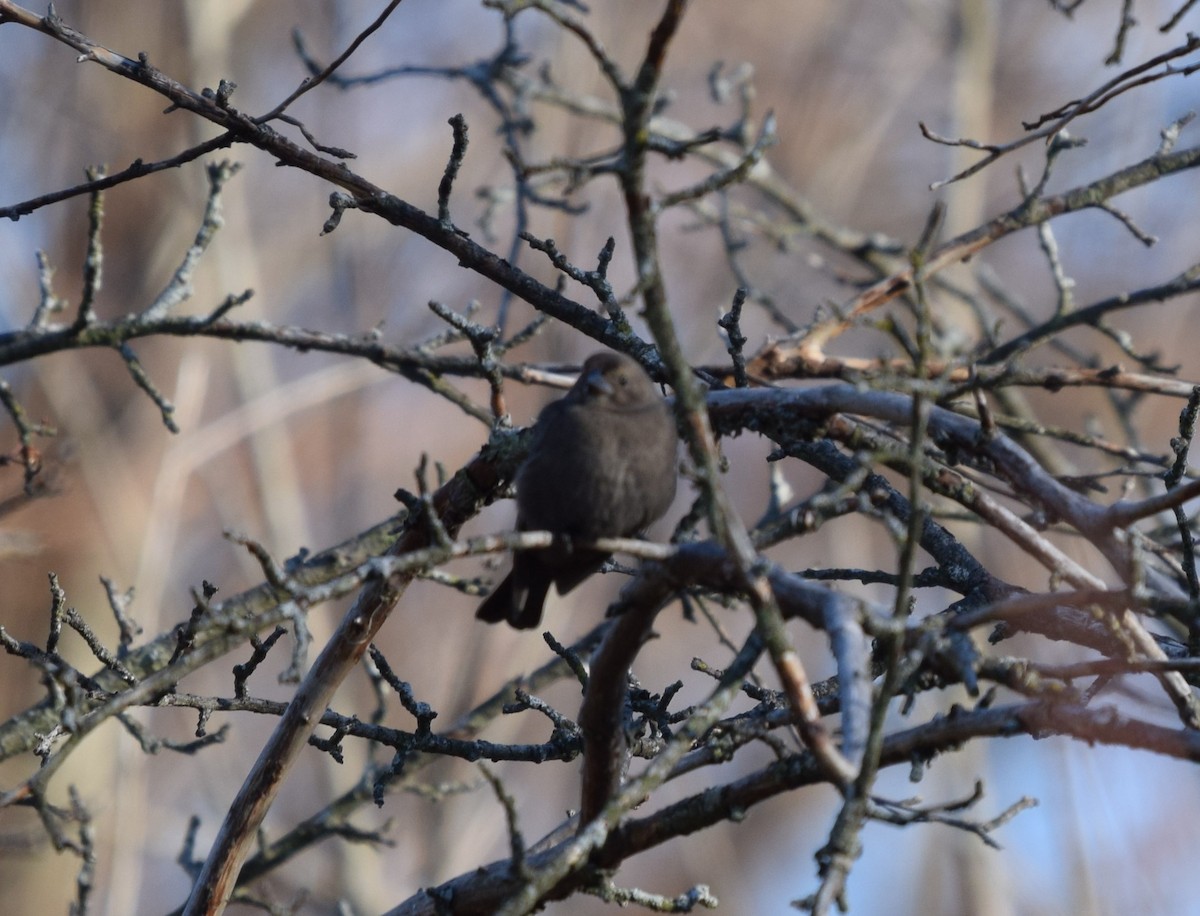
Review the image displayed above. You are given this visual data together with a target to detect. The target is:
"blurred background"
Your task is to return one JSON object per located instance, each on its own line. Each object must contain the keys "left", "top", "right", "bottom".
{"left": 2, "top": 1, "right": 1200, "bottom": 913}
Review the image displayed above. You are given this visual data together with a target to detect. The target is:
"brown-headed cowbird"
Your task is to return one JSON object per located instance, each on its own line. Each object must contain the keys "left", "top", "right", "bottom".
{"left": 476, "top": 351, "right": 678, "bottom": 629}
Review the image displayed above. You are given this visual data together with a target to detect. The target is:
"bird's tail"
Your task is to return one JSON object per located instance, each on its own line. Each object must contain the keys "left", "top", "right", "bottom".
{"left": 475, "top": 572, "right": 551, "bottom": 630}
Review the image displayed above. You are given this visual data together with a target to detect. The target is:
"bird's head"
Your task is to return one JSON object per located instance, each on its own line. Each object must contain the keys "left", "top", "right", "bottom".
{"left": 574, "top": 352, "right": 661, "bottom": 409}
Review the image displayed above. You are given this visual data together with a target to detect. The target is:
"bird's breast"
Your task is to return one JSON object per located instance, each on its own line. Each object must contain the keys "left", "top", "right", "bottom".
{"left": 515, "top": 402, "right": 675, "bottom": 538}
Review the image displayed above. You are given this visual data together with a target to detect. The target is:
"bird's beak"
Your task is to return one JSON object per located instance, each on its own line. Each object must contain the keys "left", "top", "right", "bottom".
{"left": 582, "top": 369, "right": 614, "bottom": 397}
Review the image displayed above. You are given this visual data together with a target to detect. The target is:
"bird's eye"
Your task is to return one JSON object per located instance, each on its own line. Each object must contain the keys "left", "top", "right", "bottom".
{"left": 617, "top": 373, "right": 629, "bottom": 386}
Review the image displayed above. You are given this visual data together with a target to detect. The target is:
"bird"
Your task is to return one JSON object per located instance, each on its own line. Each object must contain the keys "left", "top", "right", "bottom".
{"left": 476, "top": 350, "right": 679, "bottom": 629}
